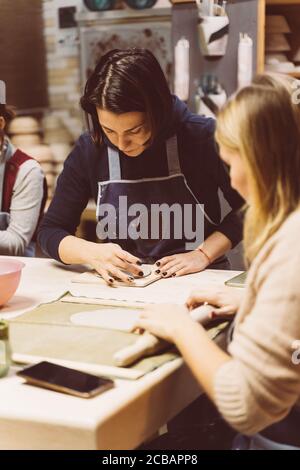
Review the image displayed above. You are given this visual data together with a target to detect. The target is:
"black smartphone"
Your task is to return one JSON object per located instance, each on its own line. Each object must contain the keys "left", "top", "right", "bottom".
{"left": 17, "top": 361, "right": 114, "bottom": 398}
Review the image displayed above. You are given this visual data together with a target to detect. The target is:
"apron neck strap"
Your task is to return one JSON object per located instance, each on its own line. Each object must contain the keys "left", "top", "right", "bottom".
{"left": 107, "top": 145, "right": 121, "bottom": 181}
{"left": 107, "top": 134, "right": 181, "bottom": 181}
{"left": 166, "top": 135, "right": 181, "bottom": 176}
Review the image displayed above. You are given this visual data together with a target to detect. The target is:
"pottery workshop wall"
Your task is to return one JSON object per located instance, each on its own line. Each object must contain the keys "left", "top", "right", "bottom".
{"left": 42, "top": 0, "right": 83, "bottom": 139}
{"left": 42, "top": 0, "right": 170, "bottom": 140}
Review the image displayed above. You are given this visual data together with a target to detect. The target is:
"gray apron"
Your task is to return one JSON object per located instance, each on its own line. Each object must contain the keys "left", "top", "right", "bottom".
{"left": 96, "top": 135, "right": 218, "bottom": 264}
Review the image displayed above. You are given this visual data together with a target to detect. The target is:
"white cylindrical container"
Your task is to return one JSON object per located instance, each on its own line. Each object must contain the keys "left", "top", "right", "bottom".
{"left": 174, "top": 37, "right": 190, "bottom": 102}
{"left": 238, "top": 33, "right": 253, "bottom": 89}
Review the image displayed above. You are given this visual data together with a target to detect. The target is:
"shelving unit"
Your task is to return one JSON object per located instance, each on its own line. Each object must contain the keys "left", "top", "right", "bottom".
{"left": 267, "top": 0, "right": 300, "bottom": 5}
{"left": 289, "top": 71, "right": 300, "bottom": 78}
{"left": 258, "top": 0, "right": 300, "bottom": 76}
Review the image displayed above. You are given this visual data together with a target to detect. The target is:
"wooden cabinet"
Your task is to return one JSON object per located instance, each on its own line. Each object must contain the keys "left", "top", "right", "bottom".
{"left": 0, "top": 0, "right": 48, "bottom": 111}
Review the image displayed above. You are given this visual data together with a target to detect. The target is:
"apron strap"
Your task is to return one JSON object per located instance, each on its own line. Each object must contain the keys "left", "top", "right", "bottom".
{"left": 107, "top": 146, "right": 121, "bottom": 181}
{"left": 107, "top": 134, "right": 181, "bottom": 180}
{"left": 166, "top": 135, "right": 181, "bottom": 176}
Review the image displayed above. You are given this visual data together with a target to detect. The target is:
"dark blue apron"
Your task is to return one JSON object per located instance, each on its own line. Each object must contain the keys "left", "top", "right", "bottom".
{"left": 96, "top": 135, "right": 218, "bottom": 264}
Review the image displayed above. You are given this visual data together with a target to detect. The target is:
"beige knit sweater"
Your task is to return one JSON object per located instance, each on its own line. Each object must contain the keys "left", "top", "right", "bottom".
{"left": 214, "top": 209, "right": 300, "bottom": 435}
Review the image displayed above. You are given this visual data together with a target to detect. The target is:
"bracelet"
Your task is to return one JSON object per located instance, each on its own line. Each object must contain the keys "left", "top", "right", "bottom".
{"left": 197, "top": 247, "right": 212, "bottom": 265}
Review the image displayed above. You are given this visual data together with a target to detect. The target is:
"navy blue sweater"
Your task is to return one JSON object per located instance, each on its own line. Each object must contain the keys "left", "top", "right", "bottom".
{"left": 38, "top": 97, "right": 244, "bottom": 262}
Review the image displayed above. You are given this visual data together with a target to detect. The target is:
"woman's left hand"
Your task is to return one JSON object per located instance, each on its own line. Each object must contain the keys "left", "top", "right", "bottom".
{"left": 134, "top": 304, "right": 193, "bottom": 343}
{"left": 155, "top": 250, "right": 210, "bottom": 278}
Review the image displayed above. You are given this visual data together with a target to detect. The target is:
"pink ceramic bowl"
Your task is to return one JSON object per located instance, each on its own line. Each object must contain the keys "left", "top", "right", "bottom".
{"left": 0, "top": 259, "right": 25, "bottom": 307}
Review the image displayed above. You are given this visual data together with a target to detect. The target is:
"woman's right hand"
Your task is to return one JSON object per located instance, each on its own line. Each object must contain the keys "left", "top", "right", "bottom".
{"left": 85, "top": 242, "right": 143, "bottom": 285}
{"left": 186, "top": 286, "right": 243, "bottom": 319}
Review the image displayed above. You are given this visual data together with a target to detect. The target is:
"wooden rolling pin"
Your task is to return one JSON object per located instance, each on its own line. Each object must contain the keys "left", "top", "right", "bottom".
{"left": 113, "top": 332, "right": 170, "bottom": 367}
{"left": 189, "top": 303, "right": 215, "bottom": 326}
{"left": 113, "top": 304, "right": 215, "bottom": 367}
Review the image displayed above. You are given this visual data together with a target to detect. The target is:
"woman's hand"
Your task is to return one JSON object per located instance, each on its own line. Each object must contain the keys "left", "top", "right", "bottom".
{"left": 134, "top": 304, "right": 194, "bottom": 343}
{"left": 155, "top": 250, "right": 210, "bottom": 278}
{"left": 186, "top": 285, "right": 243, "bottom": 318}
{"left": 84, "top": 242, "right": 143, "bottom": 285}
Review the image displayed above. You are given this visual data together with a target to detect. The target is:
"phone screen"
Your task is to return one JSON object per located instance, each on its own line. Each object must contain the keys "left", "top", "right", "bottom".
{"left": 17, "top": 361, "right": 114, "bottom": 396}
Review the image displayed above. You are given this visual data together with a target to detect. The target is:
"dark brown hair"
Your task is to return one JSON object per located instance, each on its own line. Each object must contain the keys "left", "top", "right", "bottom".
{"left": 0, "top": 104, "right": 16, "bottom": 148}
{"left": 80, "top": 48, "right": 173, "bottom": 146}
{"left": 0, "top": 104, "right": 15, "bottom": 128}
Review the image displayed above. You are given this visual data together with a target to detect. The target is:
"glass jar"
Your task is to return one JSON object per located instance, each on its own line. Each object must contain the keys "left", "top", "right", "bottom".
{"left": 0, "top": 321, "right": 11, "bottom": 378}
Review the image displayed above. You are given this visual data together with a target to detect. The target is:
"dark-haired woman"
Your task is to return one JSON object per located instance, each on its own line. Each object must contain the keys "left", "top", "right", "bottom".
{"left": 38, "top": 49, "right": 244, "bottom": 283}
{"left": 0, "top": 80, "right": 45, "bottom": 256}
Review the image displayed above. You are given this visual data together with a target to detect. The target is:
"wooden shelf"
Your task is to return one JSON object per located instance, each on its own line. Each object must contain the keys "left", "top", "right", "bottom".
{"left": 260, "top": 0, "right": 300, "bottom": 75}
{"left": 267, "top": 0, "right": 300, "bottom": 5}
{"left": 257, "top": 0, "right": 266, "bottom": 73}
{"left": 288, "top": 71, "right": 300, "bottom": 78}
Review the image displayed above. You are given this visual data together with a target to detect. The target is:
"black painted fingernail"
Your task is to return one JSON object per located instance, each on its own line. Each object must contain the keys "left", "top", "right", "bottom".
{"left": 138, "top": 271, "right": 144, "bottom": 277}
{"left": 162, "top": 272, "right": 167, "bottom": 276}
{"left": 128, "top": 276, "right": 134, "bottom": 282}
{"left": 136, "top": 261, "right": 142, "bottom": 266}
{"left": 172, "top": 273, "right": 176, "bottom": 277}
{"left": 156, "top": 262, "right": 161, "bottom": 267}
{"left": 155, "top": 270, "right": 160, "bottom": 274}
{"left": 109, "top": 278, "right": 114, "bottom": 283}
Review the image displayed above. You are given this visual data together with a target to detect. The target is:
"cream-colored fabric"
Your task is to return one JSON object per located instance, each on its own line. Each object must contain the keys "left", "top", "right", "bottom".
{"left": 214, "top": 209, "right": 300, "bottom": 435}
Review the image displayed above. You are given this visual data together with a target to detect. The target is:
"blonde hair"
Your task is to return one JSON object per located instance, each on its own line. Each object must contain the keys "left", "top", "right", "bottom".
{"left": 215, "top": 73, "right": 300, "bottom": 263}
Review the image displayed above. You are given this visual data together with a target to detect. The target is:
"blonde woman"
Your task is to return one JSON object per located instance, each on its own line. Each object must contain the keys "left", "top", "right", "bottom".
{"left": 135, "top": 74, "right": 300, "bottom": 450}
